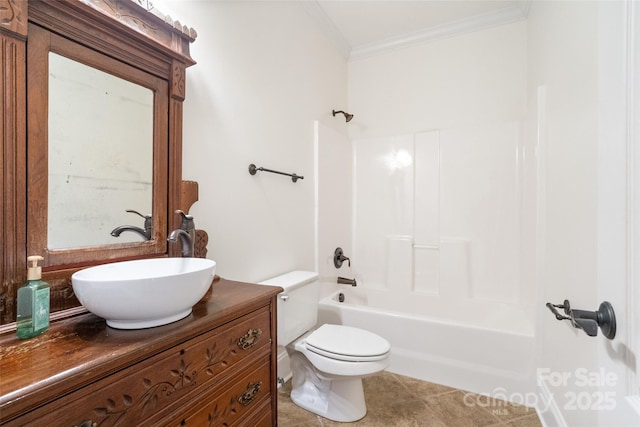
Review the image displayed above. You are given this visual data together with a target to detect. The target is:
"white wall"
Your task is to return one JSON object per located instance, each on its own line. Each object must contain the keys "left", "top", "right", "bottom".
{"left": 159, "top": 0, "right": 348, "bottom": 281}
{"left": 348, "top": 21, "right": 526, "bottom": 139}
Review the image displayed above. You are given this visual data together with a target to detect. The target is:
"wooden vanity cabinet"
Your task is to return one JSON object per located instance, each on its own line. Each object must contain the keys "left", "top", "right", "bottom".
{"left": 0, "top": 278, "right": 282, "bottom": 427}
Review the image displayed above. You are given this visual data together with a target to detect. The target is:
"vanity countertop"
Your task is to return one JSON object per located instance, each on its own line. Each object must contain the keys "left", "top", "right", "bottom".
{"left": 0, "top": 277, "right": 283, "bottom": 423}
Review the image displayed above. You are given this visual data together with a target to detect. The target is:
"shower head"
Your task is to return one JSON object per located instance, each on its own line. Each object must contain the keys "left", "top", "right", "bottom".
{"left": 332, "top": 109, "right": 354, "bottom": 123}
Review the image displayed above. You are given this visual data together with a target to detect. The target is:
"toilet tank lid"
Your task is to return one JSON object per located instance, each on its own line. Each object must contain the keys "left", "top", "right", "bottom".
{"left": 257, "top": 271, "right": 318, "bottom": 291}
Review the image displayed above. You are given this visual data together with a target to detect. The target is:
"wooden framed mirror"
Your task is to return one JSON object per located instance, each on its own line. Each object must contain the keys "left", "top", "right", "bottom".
{"left": 0, "top": 0, "right": 197, "bottom": 326}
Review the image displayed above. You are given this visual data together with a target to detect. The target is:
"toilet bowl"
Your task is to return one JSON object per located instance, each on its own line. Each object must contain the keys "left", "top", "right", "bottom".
{"left": 257, "top": 271, "right": 391, "bottom": 422}
{"left": 289, "top": 324, "right": 390, "bottom": 422}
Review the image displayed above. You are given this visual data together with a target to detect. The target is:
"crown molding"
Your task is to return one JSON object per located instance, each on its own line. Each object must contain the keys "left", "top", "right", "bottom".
{"left": 302, "top": 1, "right": 351, "bottom": 59}
{"left": 350, "top": 3, "right": 529, "bottom": 61}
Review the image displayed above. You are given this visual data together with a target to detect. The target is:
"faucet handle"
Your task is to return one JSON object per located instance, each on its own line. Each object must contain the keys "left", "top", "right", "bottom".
{"left": 334, "top": 247, "right": 351, "bottom": 268}
{"left": 175, "top": 210, "right": 194, "bottom": 230}
{"left": 126, "top": 209, "right": 151, "bottom": 219}
{"left": 175, "top": 209, "right": 193, "bottom": 220}
{"left": 125, "top": 209, "right": 153, "bottom": 236}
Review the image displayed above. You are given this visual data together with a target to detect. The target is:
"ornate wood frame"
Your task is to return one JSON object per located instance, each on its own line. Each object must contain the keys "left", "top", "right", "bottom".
{"left": 0, "top": 0, "right": 197, "bottom": 327}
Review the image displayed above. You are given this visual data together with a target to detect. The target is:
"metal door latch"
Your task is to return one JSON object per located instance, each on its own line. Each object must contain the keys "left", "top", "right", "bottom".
{"left": 546, "top": 299, "right": 616, "bottom": 340}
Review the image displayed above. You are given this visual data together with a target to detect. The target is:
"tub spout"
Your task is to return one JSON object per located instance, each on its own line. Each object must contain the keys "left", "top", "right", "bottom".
{"left": 337, "top": 277, "right": 357, "bottom": 287}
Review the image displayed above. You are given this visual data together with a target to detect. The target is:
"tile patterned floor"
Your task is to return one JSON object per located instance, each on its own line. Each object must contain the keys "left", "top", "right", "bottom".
{"left": 278, "top": 371, "right": 542, "bottom": 427}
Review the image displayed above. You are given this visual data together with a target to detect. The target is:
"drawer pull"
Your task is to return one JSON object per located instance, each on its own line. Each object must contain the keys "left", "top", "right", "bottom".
{"left": 237, "top": 328, "right": 262, "bottom": 349}
{"left": 238, "top": 381, "right": 262, "bottom": 406}
{"left": 74, "top": 421, "right": 96, "bottom": 427}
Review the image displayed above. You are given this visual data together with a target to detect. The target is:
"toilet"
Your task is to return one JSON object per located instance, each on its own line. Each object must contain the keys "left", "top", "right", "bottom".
{"left": 258, "top": 271, "right": 390, "bottom": 422}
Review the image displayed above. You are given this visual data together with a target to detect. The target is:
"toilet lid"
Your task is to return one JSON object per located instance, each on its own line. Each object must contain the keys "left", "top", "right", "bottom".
{"left": 305, "top": 324, "right": 390, "bottom": 361}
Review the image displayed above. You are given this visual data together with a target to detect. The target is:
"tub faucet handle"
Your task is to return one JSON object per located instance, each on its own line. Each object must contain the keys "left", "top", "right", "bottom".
{"left": 334, "top": 247, "right": 351, "bottom": 268}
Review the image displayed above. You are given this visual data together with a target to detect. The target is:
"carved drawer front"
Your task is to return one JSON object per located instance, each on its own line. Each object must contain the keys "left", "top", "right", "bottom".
{"left": 239, "top": 402, "right": 274, "bottom": 427}
{"left": 170, "top": 356, "right": 272, "bottom": 427}
{"left": 10, "top": 308, "right": 271, "bottom": 427}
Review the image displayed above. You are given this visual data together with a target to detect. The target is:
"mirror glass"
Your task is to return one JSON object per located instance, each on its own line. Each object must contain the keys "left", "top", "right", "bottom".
{"left": 47, "top": 52, "right": 153, "bottom": 249}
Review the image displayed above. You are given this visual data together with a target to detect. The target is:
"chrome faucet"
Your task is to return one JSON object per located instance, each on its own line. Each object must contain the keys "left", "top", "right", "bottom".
{"left": 168, "top": 210, "right": 195, "bottom": 257}
{"left": 111, "top": 209, "right": 153, "bottom": 240}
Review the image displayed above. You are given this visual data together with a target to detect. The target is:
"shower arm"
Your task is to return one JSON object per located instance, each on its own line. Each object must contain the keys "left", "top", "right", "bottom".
{"left": 332, "top": 109, "right": 354, "bottom": 122}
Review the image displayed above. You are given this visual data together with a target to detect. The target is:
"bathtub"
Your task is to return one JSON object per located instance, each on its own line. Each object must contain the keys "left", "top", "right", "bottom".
{"left": 317, "top": 287, "right": 536, "bottom": 399}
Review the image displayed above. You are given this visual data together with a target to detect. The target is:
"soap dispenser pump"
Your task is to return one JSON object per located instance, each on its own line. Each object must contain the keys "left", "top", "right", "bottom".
{"left": 16, "top": 255, "right": 50, "bottom": 339}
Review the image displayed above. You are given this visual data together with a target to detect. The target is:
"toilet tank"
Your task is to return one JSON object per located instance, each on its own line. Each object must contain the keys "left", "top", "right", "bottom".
{"left": 257, "top": 271, "right": 319, "bottom": 346}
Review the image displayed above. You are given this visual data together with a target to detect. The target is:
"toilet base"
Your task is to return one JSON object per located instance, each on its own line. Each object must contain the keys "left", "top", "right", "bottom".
{"left": 290, "top": 353, "right": 367, "bottom": 422}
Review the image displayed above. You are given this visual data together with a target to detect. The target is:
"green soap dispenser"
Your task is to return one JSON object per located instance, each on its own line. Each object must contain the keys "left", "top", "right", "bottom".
{"left": 17, "top": 255, "right": 50, "bottom": 339}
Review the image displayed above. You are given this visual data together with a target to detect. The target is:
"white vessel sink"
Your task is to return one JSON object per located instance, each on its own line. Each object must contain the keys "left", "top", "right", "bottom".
{"left": 72, "top": 258, "right": 216, "bottom": 329}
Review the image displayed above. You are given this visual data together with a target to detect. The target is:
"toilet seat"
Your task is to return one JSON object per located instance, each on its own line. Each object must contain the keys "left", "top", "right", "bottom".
{"left": 304, "top": 324, "right": 390, "bottom": 362}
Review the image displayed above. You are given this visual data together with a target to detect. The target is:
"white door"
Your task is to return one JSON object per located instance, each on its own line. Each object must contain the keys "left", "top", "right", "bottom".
{"left": 534, "top": 2, "right": 639, "bottom": 426}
